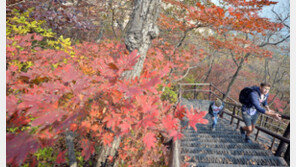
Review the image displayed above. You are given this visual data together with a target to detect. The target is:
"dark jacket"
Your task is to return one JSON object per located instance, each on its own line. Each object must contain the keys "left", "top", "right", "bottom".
{"left": 208, "top": 101, "right": 224, "bottom": 117}
{"left": 241, "top": 86, "right": 269, "bottom": 114}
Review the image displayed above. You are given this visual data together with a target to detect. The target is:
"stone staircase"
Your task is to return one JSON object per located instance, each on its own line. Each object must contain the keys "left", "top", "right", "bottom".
{"left": 179, "top": 99, "right": 288, "bottom": 167}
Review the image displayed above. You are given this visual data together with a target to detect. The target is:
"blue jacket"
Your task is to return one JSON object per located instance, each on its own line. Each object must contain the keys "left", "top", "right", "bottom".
{"left": 241, "top": 86, "right": 269, "bottom": 114}
{"left": 208, "top": 101, "right": 224, "bottom": 117}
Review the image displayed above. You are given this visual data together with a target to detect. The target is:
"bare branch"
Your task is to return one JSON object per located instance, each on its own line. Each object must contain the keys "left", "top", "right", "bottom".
{"left": 203, "top": 50, "right": 217, "bottom": 82}
{"left": 271, "top": 8, "right": 290, "bottom": 29}
{"left": 259, "top": 35, "right": 290, "bottom": 47}
{"left": 230, "top": 51, "right": 239, "bottom": 67}
{"left": 173, "top": 57, "right": 207, "bottom": 82}
{"left": 7, "top": 0, "right": 26, "bottom": 7}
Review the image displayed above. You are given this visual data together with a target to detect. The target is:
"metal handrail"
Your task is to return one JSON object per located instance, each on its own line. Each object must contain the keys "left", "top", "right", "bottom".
{"left": 222, "top": 110, "right": 290, "bottom": 144}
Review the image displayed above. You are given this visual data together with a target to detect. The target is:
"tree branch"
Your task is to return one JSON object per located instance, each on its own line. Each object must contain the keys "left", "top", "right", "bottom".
{"left": 271, "top": 8, "right": 290, "bottom": 29}
{"left": 230, "top": 51, "right": 239, "bottom": 67}
{"left": 7, "top": 0, "right": 26, "bottom": 7}
{"left": 173, "top": 57, "right": 207, "bottom": 82}
{"left": 259, "top": 35, "right": 290, "bottom": 47}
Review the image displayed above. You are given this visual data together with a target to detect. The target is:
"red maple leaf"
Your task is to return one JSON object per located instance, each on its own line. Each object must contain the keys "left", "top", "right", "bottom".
{"left": 138, "top": 111, "right": 158, "bottom": 130}
{"left": 103, "top": 112, "right": 121, "bottom": 131}
{"left": 80, "top": 138, "right": 95, "bottom": 160}
{"left": 143, "top": 132, "right": 156, "bottom": 150}
{"left": 31, "top": 109, "right": 67, "bottom": 127}
{"left": 60, "top": 64, "right": 80, "bottom": 83}
{"left": 56, "top": 151, "right": 66, "bottom": 164}
{"left": 6, "top": 132, "right": 40, "bottom": 165}
{"left": 168, "top": 129, "right": 184, "bottom": 141}
{"left": 102, "top": 133, "right": 114, "bottom": 147}
{"left": 119, "top": 121, "right": 131, "bottom": 135}
{"left": 118, "top": 83, "right": 142, "bottom": 97}
{"left": 141, "top": 76, "right": 161, "bottom": 90}
{"left": 6, "top": 95, "right": 18, "bottom": 117}
{"left": 116, "top": 49, "right": 139, "bottom": 71}
{"left": 162, "top": 115, "right": 178, "bottom": 131}
{"left": 186, "top": 107, "right": 208, "bottom": 131}
{"left": 136, "top": 95, "right": 158, "bottom": 114}
{"left": 174, "top": 104, "right": 187, "bottom": 119}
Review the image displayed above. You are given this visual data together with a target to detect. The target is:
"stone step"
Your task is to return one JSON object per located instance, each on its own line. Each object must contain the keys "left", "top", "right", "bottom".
{"left": 181, "top": 148, "right": 273, "bottom": 156}
{"left": 181, "top": 142, "right": 264, "bottom": 150}
{"left": 183, "top": 134, "right": 242, "bottom": 139}
{"left": 181, "top": 154, "right": 287, "bottom": 166}
{"left": 186, "top": 162, "right": 287, "bottom": 167}
{"left": 181, "top": 137, "right": 245, "bottom": 143}
{"left": 182, "top": 130, "right": 241, "bottom": 135}
{"left": 184, "top": 125, "right": 237, "bottom": 130}
{"left": 179, "top": 99, "right": 288, "bottom": 166}
{"left": 184, "top": 123, "right": 237, "bottom": 128}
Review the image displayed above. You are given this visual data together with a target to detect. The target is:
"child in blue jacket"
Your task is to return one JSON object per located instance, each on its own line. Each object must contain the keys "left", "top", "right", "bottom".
{"left": 208, "top": 98, "right": 224, "bottom": 131}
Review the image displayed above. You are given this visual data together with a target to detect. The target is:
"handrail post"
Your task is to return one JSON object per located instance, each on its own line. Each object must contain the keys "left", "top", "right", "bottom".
{"left": 270, "top": 122, "right": 280, "bottom": 150}
{"left": 255, "top": 129, "right": 260, "bottom": 141}
{"left": 230, "top": 106, "right": 236, "bottom": 125}
{"left": 256, "top": 115, "right": 264, "bottom": 141}
{"left": 275, "top": 123, "right": 290, "bottom": 156}
{"left": 284, "top": 144, "right": 290, "bottom": 165}
{"left": 193, "top": 85, "right": 197, "bottom": 99}
{"left": 260, "top": 114, "right": 264, "bottom": 127}
{"left": 209, "top": 83, "right": 211, "bottom": 100}
{"left": 236, "top": 119, "right": 240, "bottom": 129}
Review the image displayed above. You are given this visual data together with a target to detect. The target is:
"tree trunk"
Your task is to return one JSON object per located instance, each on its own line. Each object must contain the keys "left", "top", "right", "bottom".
{"left": 222, "top": 53, "right": 250, "bottom": 101}
{"left": 264, "top": 59, "right": 269, "bottom": 82}
{"left": 194, "top": 52, "right": 214, "bottom": 99}
{"left": 122, "top": 0, "right": 160, "bottom": 80}
{"left": 96, "top": 136, "right": 121, "bottom": 167}
{"left": 66, "top": 131, "right": 77, "bottom": 167}
{"left": 203, "top": 52, "right": 215, "bottom": 83}
{"left": 96, "top": 0, "right": 161, "bottom": 166}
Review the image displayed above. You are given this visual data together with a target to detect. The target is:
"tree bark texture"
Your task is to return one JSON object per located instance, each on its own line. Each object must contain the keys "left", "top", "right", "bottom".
{"left": 203, "top": 53, "right": 215, "bottom": 83}
{"left": 264, "top": 59, "right": 269, "bottom": 83}
{"left": 96, "top": 136, "right": 121, "bottom": 167}
{"left": 123, "top": 0, "right": 160, "bottom": 80}
{"left": 66, "top": 131, "right": 77, "bottom": 167}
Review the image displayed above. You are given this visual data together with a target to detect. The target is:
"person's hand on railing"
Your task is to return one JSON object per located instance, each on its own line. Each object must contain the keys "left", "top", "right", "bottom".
{"left": 274, "top": 113, "right": 282, "bottom": 120}
{"left": 266, "top": 110, "right": 282, "bottom": 121}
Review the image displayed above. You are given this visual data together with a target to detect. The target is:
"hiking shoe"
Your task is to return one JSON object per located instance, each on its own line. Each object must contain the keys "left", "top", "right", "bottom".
{"left": 240, "top": 127, "right": 246, "bottom": 138}
{"left": 245, "top": 137, "right": 252, "bottom": 144}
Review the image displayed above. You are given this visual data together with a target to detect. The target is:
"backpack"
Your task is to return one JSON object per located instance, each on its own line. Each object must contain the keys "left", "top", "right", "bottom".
{"left": 239, "top": 87, "right": 254, "bottom": 106}
{"left": 208, "top": 102, "right": 213, "bottom": 115}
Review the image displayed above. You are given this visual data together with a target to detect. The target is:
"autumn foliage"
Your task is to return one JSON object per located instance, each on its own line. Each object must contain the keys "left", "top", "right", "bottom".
{"left": 6, "top": 10, "right": 209, "bottom": 166}
{"left": 6, "top": 0, "right": 289, "bottom": 165}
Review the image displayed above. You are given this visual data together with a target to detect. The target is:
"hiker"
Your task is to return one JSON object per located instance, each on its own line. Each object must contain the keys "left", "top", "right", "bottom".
{"left": 239, "top": 83, "right": 281, "bottom": 143}
{"left": 208, "top": 98, "right": 224, "bottom": 131}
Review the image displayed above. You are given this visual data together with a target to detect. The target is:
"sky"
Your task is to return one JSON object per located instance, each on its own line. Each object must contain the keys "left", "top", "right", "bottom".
{"left": 260, "top": 0, "right": 289, "bottom": 17}
{"left": 211, "top": 0, "right": 290, "bottom": 21}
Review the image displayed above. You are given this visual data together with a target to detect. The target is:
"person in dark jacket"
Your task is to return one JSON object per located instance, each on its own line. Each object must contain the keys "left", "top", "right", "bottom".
{"left": 240, "top": 83, "right": 281, "bottom": 143}
{"left": 208, "top": 98, "right": 224, "bottom": 131}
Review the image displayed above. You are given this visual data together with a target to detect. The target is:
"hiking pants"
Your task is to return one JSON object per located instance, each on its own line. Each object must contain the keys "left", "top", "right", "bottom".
{"left": 212, "top": 114, "right": 218, "bottom": 128}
